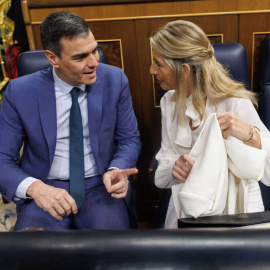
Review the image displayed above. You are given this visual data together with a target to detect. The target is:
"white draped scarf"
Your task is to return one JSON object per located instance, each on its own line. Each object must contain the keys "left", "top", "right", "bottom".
{"left": 174, "top": 95, "right": 201, "bottom": 148}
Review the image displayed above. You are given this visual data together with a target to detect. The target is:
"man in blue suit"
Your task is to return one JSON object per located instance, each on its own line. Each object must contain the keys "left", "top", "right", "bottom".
{"left": 0, "top": 11, "right": 141, "bottom": 230}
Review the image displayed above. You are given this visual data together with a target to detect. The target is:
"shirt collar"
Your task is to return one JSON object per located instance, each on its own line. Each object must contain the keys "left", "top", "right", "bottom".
{"left": 173, "top": 95, "right": 201, "bottom": 148}
{"left": 52, "top": 67, "right": 86, "bottom": 94}
{"left": 185, "top": 95, "right": 201, "bottom": 128}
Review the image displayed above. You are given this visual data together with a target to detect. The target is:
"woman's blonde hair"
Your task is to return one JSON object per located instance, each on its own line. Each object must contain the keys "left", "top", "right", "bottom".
{"left": 150, "top": 20, "right": 257, "bottom": 125}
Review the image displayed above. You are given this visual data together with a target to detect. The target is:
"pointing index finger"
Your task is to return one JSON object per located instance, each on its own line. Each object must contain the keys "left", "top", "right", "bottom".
{"left": 124, "top": 168, "right": 138, "bottom": 176}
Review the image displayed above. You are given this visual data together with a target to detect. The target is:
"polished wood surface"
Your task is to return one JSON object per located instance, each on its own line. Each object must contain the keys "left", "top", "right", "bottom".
{"left": 26, "top": 0, "right": 270, "bottom": 24}
{"left": 21, "top": 0, "right": 270, "bottom": 227}
{"left": 239, "top": 13, "right": 270, "bottom": 91}
{"left": 24, "top": 0, "right": 270, "bottom": 17}
{"left": 26, "top": 0, "right": 198, "bottom": 8}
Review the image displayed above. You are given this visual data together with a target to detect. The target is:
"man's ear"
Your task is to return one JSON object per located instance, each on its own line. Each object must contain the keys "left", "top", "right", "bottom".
{"left": 182, "top": 63, "right": 191, "bottom": 78}
{"left": 45, "top": 50, "right": 60, "bottom": 68}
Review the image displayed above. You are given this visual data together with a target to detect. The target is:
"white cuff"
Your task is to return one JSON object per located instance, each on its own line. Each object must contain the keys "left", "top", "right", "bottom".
{"left": 14, "top": 177, "right": 40, "bottom": 200}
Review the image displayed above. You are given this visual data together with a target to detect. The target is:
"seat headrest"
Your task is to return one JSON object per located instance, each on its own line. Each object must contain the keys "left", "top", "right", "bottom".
{"left": 17, "top": 50, "right": 50, "bottom": 77}
{"left": 213, "top": 43, "right": 250, "bottom": 90}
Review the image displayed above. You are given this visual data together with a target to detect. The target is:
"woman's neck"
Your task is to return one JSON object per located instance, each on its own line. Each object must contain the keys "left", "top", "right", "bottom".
{"left": 189, "top": 119, "right": 199, "bottom": 131}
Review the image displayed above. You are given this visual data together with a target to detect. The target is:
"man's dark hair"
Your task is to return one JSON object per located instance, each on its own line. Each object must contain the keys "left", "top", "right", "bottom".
{"left": 40, "top": 11, "right": 90, "bottom": 57}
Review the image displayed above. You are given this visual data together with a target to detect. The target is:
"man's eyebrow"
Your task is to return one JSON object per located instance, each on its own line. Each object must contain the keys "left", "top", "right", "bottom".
{"left": 71, "top": 53, "right": 89, "bottom": 60}
{"left": 70, "top": 45, "right": 99, "bottom": 60}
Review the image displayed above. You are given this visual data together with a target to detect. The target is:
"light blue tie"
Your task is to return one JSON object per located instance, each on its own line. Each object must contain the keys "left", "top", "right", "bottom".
{"left": 69, "top": 87, "right": 85, "bottom": 209}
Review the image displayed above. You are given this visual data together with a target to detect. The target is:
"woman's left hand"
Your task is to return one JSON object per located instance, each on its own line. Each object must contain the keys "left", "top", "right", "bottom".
{"left": 216, "top": 112, "right": 250, "bottom": 141}
{"left": 216, "top": 112, "right": 261, "bottom": 149}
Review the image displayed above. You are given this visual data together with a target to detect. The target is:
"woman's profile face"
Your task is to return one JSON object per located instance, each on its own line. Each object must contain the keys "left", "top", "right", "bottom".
{"left": 150, "top": 50, "right": 176, "bottom": 91}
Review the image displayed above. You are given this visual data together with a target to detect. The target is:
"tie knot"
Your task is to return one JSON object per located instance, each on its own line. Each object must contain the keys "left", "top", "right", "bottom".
{"left": 71, "top": 87, "right": 80, "bottom": 100}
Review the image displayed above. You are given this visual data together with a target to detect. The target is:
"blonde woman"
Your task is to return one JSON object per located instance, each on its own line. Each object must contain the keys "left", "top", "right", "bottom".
{"left": 150, "top": 20, "right": 270, "bottom": 229}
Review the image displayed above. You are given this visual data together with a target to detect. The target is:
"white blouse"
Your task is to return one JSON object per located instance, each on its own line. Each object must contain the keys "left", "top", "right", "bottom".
{"left": 155, "top": 90, "right": 270, "bottom": 228}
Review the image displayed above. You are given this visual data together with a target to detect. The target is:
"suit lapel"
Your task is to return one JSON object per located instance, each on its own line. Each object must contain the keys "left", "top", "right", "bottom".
{"left": 37, "top": 68, "right": 57, "bottom": 164}
{"left": 87, "top": 76, "right": 103, "bottom": 167}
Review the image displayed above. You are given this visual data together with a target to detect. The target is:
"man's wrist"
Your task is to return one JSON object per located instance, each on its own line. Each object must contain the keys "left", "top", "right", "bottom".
{"left": 14, "top": 177, "right": 40, "bottom": 200}
{"left": 26, "top": 180, "right": 43, "bottom": 198}
{"left": 106, "top": 167, "right": 118, "bottom": 172}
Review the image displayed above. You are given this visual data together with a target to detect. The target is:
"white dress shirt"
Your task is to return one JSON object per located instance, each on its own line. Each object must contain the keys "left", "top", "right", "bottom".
{"left": 15, "top": 68, "right": 99, "bottom": 199}
{"left": 155, "top": 90, "right": 270, "bottom": 228}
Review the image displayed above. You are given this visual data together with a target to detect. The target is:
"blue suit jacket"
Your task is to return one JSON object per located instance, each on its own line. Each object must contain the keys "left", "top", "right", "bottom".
{"left": 0, "top": 64, "right": 141, "bottom": 215}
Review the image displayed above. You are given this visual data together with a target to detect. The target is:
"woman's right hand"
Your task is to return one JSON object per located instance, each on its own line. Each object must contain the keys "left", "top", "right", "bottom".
{"left": 172, "top": 154, "right": 194, "bottom": 183}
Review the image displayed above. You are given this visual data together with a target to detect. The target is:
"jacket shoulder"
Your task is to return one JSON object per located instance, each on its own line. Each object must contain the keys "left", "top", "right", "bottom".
{"left": 8, "top": 67, "right": 53, "bottom": 92}
{"left": 11, "top": 67, "right": 53, "bottom": 85}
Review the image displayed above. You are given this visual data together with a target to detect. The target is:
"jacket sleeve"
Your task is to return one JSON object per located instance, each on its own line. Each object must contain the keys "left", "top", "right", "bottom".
{"left": 227, "top": 98, "right": 270, "bottom": 187}
{"left": 108, "top": 70, "right": 141, "bottom": 170}
{"left": 0, "top": 81, "right": 30, "bottom": 202}
{"left": 246, "top": 180, "right": 265, "bottom": 212}
{"left": 225, "top": 135, "right": 266, "bottom": 214}
{"left": 155, "top": 97, "right": 180, "bottom": 189}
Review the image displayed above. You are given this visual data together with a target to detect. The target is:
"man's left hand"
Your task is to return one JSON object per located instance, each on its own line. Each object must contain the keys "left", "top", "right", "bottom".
{"left": 103, "top": 168, "right": 138, "bottom": 198}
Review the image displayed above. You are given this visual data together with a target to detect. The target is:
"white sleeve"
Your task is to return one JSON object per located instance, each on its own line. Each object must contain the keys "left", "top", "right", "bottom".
{"left": 226, "top": 98, "right": 270, "bottom": 186}
{"left": 155, "top": 98, "right": 179, "bottom": 189}
{"left": 14, "top": 177, "right": 39, "bottom": 200}
{"left": 259, "top": 134, "right": 270, "bottom": 186}
{"left": 246, "top": 180, "right": 264, "bottom": 212}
